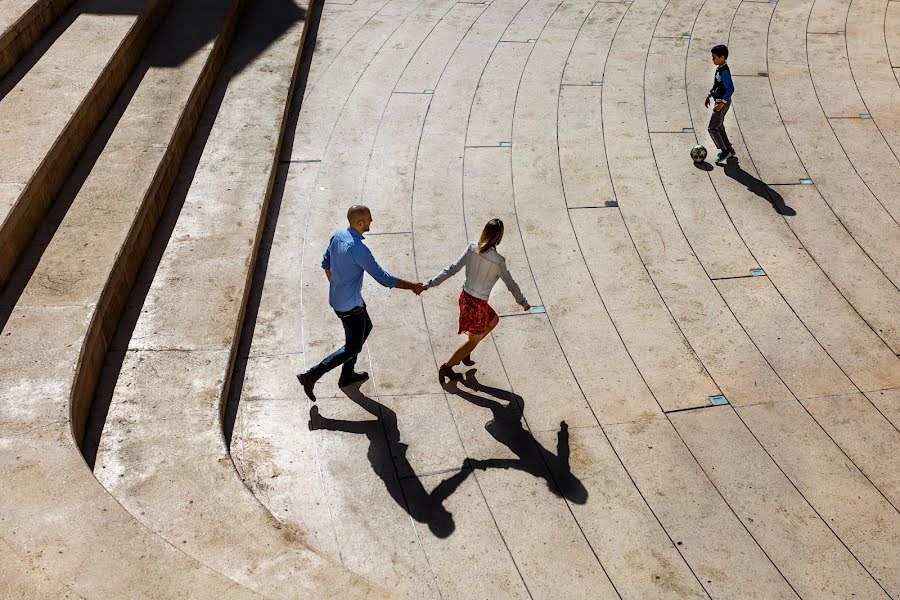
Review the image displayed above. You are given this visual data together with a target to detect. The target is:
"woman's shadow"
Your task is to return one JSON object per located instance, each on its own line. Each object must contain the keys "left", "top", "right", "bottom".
{"left": 444, "top": 370, "right": 588, "bottom": 505}
{"left": 308, "top": 387, "right": 465, "bottom": 538}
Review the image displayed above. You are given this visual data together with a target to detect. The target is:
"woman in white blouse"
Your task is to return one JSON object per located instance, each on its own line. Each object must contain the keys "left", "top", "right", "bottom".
{"left": 425, "top": 219, "right": 530, "bottom": 384}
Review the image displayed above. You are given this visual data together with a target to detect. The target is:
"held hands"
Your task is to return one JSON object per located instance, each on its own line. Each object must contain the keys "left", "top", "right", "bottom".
{"left": 704, "top": 94, "right": 711, "bottom": 108}
{"left": 397, "top": 279, "right": 427, "bottom": 295}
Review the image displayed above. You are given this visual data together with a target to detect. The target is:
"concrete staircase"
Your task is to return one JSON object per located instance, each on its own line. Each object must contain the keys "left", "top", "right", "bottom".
{"left": 0, "top": 0, "right": 389, "bottom": 596}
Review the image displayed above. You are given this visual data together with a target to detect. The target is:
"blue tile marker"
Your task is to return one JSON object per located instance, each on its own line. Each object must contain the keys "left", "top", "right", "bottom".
{"left": 591, "top": 81, "right": 604, "bottom": 87}
{"left": 682, "top": 127, "right": 694, "bottom": 133}
{"left": 604, "top": 200, "right": 619, "bottom": 207}
{"left": 709, "top": 395, "right": 729, "bottom": 406}
{"left": 499, "top": 141, "right": 512, "bottom": 147}
{"left": 681, "top": 34, "right": 691, "bottom": 40}
{"left": 750, "top": 268, "right": 766, "bottom": 276}
{"left": 527, "top": 39, "right": 537, "bottom": 44}
{"left": 860, "top": 113, "right": 872, "bottom": 119}
{"left": 423, "top": 89, "right": 434, "bottom": 95}
{"left": 799, "top": 178, "right": 813, "bottom": 185}
{"left": 529, "top": 305, "right": 546, "bottom": 314}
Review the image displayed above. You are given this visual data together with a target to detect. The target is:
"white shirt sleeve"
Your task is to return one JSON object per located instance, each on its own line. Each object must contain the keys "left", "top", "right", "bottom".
{"left": 426, "top": 244, "right": 471, "bottom": 288}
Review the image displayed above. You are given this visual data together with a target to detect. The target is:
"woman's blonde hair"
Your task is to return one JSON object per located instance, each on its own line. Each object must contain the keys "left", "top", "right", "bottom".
{"left": 477, "top": 219, "right": 504, "bottom": 253}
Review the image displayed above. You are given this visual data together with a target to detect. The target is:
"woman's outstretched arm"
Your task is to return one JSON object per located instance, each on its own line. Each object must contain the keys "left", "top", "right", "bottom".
{"left": 425, "top": 244, "right": 470, "bottom": 288}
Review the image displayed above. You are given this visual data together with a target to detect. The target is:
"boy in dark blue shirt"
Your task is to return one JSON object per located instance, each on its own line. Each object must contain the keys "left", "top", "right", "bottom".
{"left": 704, "top": 44, "right": 735, "bottom": 164}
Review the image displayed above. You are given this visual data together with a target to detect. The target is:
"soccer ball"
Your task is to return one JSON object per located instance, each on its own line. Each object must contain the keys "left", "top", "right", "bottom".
{"left": 690, "top": 145, "right": 708, "bottom": 163}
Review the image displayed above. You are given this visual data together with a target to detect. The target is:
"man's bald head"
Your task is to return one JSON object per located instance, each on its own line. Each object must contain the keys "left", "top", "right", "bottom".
{"left": 347, "top": 205, "right": 373, "bottom": 233}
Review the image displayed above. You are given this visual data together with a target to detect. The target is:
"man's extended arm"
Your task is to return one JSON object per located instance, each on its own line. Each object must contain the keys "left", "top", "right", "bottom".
{"left": 353, "top": 243, "right": 424, "bottom": 294}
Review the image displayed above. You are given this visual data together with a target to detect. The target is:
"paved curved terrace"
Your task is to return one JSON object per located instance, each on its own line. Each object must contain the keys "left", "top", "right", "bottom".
{"left": 1, "top": 0, "right": 898, "bottom": 597}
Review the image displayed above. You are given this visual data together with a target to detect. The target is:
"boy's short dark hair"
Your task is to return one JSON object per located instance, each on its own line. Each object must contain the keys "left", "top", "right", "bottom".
{"left": 711, "top": 44, "right": 729, "bottom": 59}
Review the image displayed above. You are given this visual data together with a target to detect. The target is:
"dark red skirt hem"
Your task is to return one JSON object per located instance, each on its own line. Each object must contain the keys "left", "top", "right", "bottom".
{"left": 458, "top": 290, "right": 497, "bottom": 336}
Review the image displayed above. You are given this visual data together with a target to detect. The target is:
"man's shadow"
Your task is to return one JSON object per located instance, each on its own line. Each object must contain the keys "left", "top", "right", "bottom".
{"left": 723, "top": 157, "right": 796, "bottom": 216}
{"left": 308, "top": 387, "right": 464, "bottom": 538}
{"left": 444, "top": 370, "right": 588, "bottom": 505}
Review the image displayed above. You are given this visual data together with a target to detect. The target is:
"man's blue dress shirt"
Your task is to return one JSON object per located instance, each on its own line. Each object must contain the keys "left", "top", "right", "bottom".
{"left": 322, "top": 227, "right": 398, "bottom": 312}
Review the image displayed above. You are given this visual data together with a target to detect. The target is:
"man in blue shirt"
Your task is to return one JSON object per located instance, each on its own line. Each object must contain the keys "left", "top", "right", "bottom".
{"left": 297, "top": 205, "right": 424, "bottom": 401}
{"left": 705, "top": 44, "right": 736, "bottom": 164}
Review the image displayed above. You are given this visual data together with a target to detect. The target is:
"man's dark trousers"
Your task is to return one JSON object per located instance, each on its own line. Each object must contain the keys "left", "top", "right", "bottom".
{"left": 708, "top": 101, "right": 732, "bottom": 150}
{"left": 307, "top": 304, "right": 373, "bottom": 381}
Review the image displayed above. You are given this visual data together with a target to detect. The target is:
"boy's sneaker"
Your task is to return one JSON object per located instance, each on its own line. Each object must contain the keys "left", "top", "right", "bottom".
{"left": 726, "top": 147, "right": 736, "bottom": 159}
{"left": 714, "top": 150, "right": 729, "bottom": 164}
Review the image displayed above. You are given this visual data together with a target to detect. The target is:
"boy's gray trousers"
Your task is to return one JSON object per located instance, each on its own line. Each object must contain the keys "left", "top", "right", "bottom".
{"left": 708, "top": 101, "right": 732, "bottom": 150}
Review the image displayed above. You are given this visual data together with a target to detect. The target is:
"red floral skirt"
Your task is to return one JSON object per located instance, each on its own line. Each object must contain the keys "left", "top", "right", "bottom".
{"left": 458, "top": 290, "right": 497, "bottom": 336}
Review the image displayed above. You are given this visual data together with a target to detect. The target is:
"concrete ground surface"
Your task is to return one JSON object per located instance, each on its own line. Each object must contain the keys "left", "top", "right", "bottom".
{"left": 0, "top": 0, "right": 898, "bottom": 597}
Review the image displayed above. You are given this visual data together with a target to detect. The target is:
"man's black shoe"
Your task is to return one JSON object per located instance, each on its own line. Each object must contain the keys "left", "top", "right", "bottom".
{"left": 297, "top": 372, "right": 316, "bottom": 402}
{"left": 338, "top": 371, "right": 369, "bottom": 387}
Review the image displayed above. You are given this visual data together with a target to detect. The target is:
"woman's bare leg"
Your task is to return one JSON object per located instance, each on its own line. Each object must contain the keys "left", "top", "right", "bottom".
{"left": 446, "top": 315, "right": 499, "bottom": 367}
{"left": 447, "top": 336, "right": 481, "bottom": 368}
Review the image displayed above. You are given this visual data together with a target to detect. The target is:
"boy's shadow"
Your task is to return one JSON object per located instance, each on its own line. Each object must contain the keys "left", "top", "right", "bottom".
{"left": 308, "top": 387, "right": 463, "bottom": 538}
{"left": 693, "top": 157, "right": 796, "bottom": 216}
{"left": 444, "top": 370, "right": 588, "bottom": 505}
{"left": 723, "top": 157, "right": 796, "bottom": 216}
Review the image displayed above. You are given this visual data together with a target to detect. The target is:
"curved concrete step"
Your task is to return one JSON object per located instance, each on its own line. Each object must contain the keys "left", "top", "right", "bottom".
{"left": 846, "top": 0, "right": 900, "bottom": 156}
{"left": 91, "top": 1, "right": 390, "bottom": 596}
{"left": 0, "top": 0, "right": 264, "bottom": 595}
{"left": 716, "top": 276, "right": 900, "bottom": 509}
{"left": 0, "top": 536, "right": 79, "bottom": 599}
{"left": 767, "top": 0, "right": 900, "bottom": 315}
{"left": 0, "top": 310, "right": 258, "bottom": 597}
{"left": 0, "top": 0, "right": 74, "bottom": 78}
{"left": 0, "top": 0, "right": 170, "bottom": 288}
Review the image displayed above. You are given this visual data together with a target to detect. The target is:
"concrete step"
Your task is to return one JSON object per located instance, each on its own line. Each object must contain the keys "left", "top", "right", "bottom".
{"left": 0, "top": 0, "right": 171, "bottom": 288}
{"left": 91, "top": 0, "right": 389, "bottom": 596}
{"left": 0, "top": 536, "right": 79, "bottom": 598}
{"left": 0, "top": 0, "right": 264, "bottom": 595}
{"left": 0, "top": 0, "right": 74, "bottom": 78}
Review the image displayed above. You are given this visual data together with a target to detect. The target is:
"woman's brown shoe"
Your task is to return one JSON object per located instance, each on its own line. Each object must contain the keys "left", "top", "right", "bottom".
{"left": 439, "top": 364, "right": 462, "bottom": 385}
{"left": 461, "top": 354, "right": 475, "bottom": 366}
